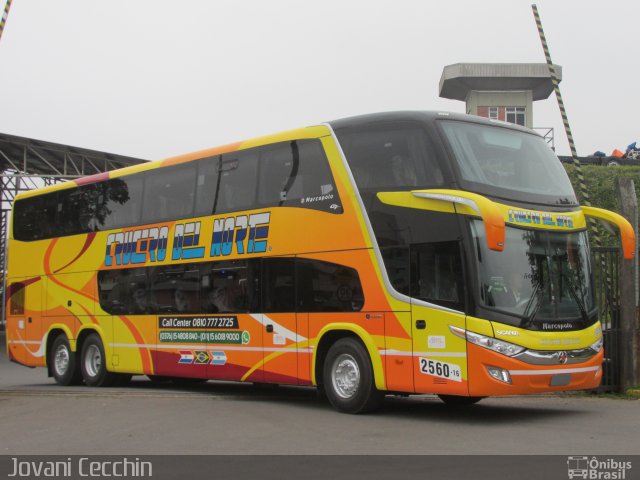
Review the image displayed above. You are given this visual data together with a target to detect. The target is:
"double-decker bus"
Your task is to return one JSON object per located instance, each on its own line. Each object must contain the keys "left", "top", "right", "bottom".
{"left": 5, "top": 112, "right": 634, "bottom": 413}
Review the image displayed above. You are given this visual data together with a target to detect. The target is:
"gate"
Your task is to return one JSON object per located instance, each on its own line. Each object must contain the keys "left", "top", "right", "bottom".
{"left": 591, "top": 247, "right": 620, "bottom": 391}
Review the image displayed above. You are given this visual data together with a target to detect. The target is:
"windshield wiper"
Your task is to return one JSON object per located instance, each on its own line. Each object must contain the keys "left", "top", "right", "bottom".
{"left": 560, "top": 271, "right": 590, "bottom": 324}
{"left": 521, "top": 279, "right": 543, "bottom": 325}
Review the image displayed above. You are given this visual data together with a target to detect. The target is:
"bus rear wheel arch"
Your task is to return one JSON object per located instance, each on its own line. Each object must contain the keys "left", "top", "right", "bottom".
{"left": 49, "top": 333, "right": 82, "bottom": 386}
{"left": 322, "top": 337, "right": 384, "bottom": 414}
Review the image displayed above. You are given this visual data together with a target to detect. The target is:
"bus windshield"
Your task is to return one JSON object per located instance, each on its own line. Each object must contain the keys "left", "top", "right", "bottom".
{"left": 470, "top": 220, "right": 596, "bottom": 329}
{"left": 440, "top": 120, "right": 577, "bottom": 206}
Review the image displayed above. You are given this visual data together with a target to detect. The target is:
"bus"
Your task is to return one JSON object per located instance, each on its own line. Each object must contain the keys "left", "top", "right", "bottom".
{"left": 5, "top": 111, "right": 635, "bottom": 413}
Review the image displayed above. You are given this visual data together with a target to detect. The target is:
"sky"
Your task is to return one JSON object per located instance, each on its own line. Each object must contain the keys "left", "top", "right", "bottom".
{"left": 0, "top": 0, "right": 638, "bottom": 161}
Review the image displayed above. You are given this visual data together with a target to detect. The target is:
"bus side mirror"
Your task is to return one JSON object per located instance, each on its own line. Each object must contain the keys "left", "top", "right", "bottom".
{"left": 376, "top": 189, "right": 505, "bottom": 252}
{"left": 581, "top": 206, "right": 636, "bottom": 260}
{"left": 412, "top": 190, "right": 505, "bottom": 252}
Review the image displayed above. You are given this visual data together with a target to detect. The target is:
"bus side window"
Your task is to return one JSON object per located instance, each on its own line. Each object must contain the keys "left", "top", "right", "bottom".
{"left": 257, "top": 143, "right": 295, "bottom": 207}
{"left": 98, "top": 176, "right": 143, "bottom": 230}
{"left": 411, "top": 242, "right": 465, "bottom": 312}
{"left": 256, "top": 139, "right": 340, "bottom": 213}
{"left": 201, "top": 260, "right": 255, "bottom": 313}
{"left": 216, "top": 151, "right": 259, "bottom": 214}
{"left": 142, "top": 163, "right": 197, "bottom": 224}
{"left": 148, "top": 264, "right": 199, "bottom": 314}
{"left": 285, "top": 140, "right": 340, "bottom": 213}
{"left": 380, "top": 246, "right": 410, "bottom": 296}
{"left": 262, "top": 258, "right": 295, "bottom": 313}
{"left": 9, "top": 282, "right": 26, "bottom": 315}
{"left": 14, "top": 193, "right": 57, "bottom": 241}
{"left": 98, "top": 268, "right": 148, "bottom": 314}
{"left": 297, "top": 259, "right": 364, "bottom": 312}
{"left": 194, "top": 156, "right": 220, "bottom": 217}
{"left": 59, "top": 184, "right": 98, "bottom": 235}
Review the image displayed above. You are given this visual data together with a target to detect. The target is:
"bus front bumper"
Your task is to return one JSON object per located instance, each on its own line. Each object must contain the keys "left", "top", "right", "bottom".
{"left": 467, "top": 343, "right": 603, "bottom": 396}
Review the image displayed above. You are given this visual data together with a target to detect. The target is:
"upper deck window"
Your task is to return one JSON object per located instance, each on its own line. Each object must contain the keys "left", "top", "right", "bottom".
{"left": 13, "top": 138, "right": 340, "bottom": 242}
{"left": 336, "top": 122, "right": 444, "bottom": 192}
{"left": 439, "top": 120, "right": 577, "bottom": 206}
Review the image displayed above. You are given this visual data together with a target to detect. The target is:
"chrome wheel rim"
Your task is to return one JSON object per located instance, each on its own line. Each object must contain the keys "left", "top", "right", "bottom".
{"left": 331, "top": 353, "right": 360, "bottom": 399}
{"left": 84, "top": 344, "right": 102, "bottom": 378}
{"left": 54, "top": 344, "right": 70, "bottom": 376}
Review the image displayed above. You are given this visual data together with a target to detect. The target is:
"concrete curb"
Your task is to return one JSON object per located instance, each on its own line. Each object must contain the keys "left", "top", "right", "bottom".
{"left": 626, "top": 389, "right": 640, "bottom": 397}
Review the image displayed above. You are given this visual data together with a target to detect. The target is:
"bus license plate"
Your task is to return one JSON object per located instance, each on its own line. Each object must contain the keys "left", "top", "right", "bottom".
{"left": 419, "top": 357, "right": 462, "bottom": 382}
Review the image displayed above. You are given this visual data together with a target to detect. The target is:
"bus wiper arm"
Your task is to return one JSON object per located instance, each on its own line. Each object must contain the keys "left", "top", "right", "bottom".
{"left": 522, "top": 280, "right": 542, "bottom": 325}
{"left": 561, "top": 272, "right": 590, "bottom": 323}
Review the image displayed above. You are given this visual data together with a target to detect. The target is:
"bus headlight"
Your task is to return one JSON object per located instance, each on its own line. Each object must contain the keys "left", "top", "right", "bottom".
{"left": 449, "top": 326, "right": 525, "bottom": 357}
{"left": 486, "top": 366, "right": 512, "bottom": 384}
{"left": 590, "top": 337, "right": 603, "bottom": 353}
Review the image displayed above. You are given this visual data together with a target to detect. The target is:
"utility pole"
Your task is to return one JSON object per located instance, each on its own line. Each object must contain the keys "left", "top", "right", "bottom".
{"left": 531, "top": 4, "right": 591, "bottom": 209}
{"left": 0, "top": 0, "right": 13, "bottom": 43}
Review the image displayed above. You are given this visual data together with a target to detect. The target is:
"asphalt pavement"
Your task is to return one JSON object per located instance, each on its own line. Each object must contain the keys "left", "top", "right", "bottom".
{"left": 1, "top": 331, "right": 638, "bottom": 455}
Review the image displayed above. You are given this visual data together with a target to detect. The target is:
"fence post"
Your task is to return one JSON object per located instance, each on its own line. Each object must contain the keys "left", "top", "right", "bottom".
{"left": 616, "top": 177, "right": 638, "bottom": 392}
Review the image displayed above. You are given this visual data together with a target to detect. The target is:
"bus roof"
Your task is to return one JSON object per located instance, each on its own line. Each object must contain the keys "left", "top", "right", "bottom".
{"left": 15, "top": 111, "right": 538, "bottom": 201}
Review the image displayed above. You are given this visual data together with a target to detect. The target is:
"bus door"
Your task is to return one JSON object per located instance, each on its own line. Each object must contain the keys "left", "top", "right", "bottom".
{"left": 6, "top": 278, "right": 42, "bottom": 365}
{"left": 410, "top": 243, "right": 468, "bottom": 395}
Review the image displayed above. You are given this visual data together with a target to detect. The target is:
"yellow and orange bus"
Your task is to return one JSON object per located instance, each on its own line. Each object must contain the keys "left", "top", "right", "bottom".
{"left": 5, "top": 112, "right": 635, "bottom": 413}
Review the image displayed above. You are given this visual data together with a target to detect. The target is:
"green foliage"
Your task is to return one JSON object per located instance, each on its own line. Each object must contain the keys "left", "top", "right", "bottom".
{"left": 563, "top": 164, "right": 640, "bottom": 246}
{"left": 563, "top": 164, "right": 640, "bottom": 212}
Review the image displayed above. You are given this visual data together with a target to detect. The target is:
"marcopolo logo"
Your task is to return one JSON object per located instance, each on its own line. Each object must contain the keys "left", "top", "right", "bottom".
{"left": 567, "top": 456, "right": 632, "bottom": 479}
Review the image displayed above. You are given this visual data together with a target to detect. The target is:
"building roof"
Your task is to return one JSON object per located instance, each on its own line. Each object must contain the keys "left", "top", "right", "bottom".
{"left": 439, "top": 63, "right": 562, "bottom": 101}
{"left": 0, "top": 132, "right": 147, "bottom": 177}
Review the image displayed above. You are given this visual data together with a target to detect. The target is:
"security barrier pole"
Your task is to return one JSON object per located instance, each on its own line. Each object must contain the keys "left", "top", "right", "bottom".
{"left": 0, "top": 0, "right": 13, "bottom": 43}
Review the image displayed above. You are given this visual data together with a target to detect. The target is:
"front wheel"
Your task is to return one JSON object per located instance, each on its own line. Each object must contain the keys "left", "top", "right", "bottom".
{"left": 80, "top": 333, "right": 121, "bottom": 387}
{"left": 323, "top": 337, "right": 383, "bottom": 414}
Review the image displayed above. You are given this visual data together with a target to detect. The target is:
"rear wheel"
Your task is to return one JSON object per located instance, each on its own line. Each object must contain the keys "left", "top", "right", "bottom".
{"left": 323, "top": 337, "right": 383, "bottom": 414}
{"left": 438, "top": 394, "right": 484, "bottom": 406}
{"left": 80, "top": 333, "right": 121, "bottom": 387}
{"left": 50, "top": 335, "right": 82, "bottom": 386}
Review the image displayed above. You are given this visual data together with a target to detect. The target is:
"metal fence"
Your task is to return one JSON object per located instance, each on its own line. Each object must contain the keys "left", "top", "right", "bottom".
{"left": 591, "top": 247, "right": 621, "bottom": 391}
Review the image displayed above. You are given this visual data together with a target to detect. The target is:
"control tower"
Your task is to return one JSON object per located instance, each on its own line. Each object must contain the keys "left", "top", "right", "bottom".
{"left": 439, "top": 63, "right": 560, "bottom": 129}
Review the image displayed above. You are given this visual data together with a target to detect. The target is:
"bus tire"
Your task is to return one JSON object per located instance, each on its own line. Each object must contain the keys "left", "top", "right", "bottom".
{"left": 80, "top": 333, "right": 118, "bottom": 387}
{"left": 50, "top": 335, "right": 82, "bottom": 386}
{"left": 438, "top": 394, "right": 484, "bottom": 406}
{"left": 323, "top": 337, "right": 383, "bottom": 414}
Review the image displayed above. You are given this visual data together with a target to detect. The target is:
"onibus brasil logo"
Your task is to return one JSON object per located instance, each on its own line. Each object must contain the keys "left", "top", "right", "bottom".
{"left": 567, "top": 456, "right": 632, "bottom": 479}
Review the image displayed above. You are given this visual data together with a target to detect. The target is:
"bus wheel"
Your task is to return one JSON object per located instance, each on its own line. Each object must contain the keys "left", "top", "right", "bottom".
{"left": 80, "top": 333, "right": 118, "bottom": 387}
{"left": 438, "top": 395, "right": 484, "bottom": 406}
{"left": 50, "top": 335, "right": 82, "bottom": 386}
{"left": 323, "top": 337, "right": 383, "bottom": 414}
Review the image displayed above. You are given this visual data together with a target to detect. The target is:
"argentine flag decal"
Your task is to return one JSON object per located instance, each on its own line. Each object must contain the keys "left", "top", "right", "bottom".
{"left": 210, "top": 351, "right": 227, "bottom": 366}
